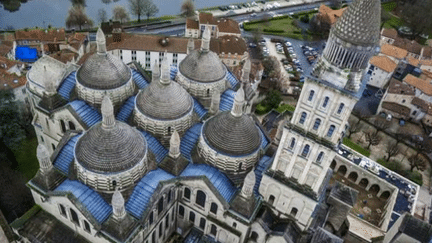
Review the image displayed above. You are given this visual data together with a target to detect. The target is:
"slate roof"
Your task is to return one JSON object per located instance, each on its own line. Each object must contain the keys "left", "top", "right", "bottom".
{"left": 132, "top": 69, "right": 149, "bottom": 89}
{"left": 180, "top": 123, "right": 203, "bottom": 161}
{"left": 254, "top": 156, "right": 272, "bottom": 195}
{"left": 116, "top": 95, "right": 136, "bottom": 122}
{"left": 179, "top": 49, "right": 227, "bottom": 82}
{"left": 140, "top": 130, "right": 168, "bottom": 164}
{"left": 53, "top": 135, "right": 80, "bottom": 174}
{"left": 54, "top": 179, "right": 112, "bottom": 224}
{"left": 57, "top": 71, "right": 76, "bottom": 100}
{"left": 69, "top": 100, "right": 102, "bottom": 128}
{"left": 219, "top": 89, "right": 236, "bottom": 111}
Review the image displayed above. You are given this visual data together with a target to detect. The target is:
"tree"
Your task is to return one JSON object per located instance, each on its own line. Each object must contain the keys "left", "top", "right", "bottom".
{"left": 330, "top": 0, "right": 342, "bottom": 9}
{"left": 70, "top": 0, "right": 86, "bottom": 6}
{"left": 181, "top": 0, "right": 195, "bottom": 17}
{"left": 101, "top": 0, "right": 111, "bottom": 3}
{"left": 347, "top": 121, "right": 363, "bottom": 139}
{"left": 98, "top": 9, "right": 108, "bottom": 23}
{"left": 400, "top": 0, "right": 432, "bottom": 38}
{"left": 365, "top": 131, "right": 381, "bottom": 149}
{"left": 373, "top": 117, "right": 391, "bottom": 134}
{"left": 385, "top": 141, "right": 400, "bottom": 162}
{"left": 262, "top": 90, "right": 282, "bottom": 110}
{"left": 113, "top": 6, "right": 130, "bottom": 23}
{"left": 408, "top": 155, "right": 427, "bottom": 172}
{"left": 0, "top": 90, "right": 26, "bottom": 152}
{"left": 381, "top": 8, "right": 391, "bottom": 30}
{"left": 129, "top": 0, "right": 159, "bottom": 22}
{"left": 66, "top": 5, "right": 94, "bottom": 30}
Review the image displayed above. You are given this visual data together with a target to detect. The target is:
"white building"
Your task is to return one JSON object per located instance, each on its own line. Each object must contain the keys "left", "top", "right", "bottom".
{"left": 366, "top": 55, "right": 398, "bottom": 88}
{"left": 185, "top": 12, "right": 241, "bottom": 39}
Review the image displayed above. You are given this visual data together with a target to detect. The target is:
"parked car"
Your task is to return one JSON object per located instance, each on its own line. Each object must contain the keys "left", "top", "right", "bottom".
{"left": 249, "top": 43, "right": 257, "bottom": 48}
{"left": 285, "top": 41, "right": 292, "bottom": 47}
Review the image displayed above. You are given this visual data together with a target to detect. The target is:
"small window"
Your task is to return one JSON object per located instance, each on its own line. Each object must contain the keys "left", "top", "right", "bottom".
{"left": 301, "top": 145, "right": 310, "bottom": 157}
{"left": 299, "top": 112, "right": 307, "bottom": 124}
{"left": 238, "top": 162, "right": 242, "bottom": 171}
{"left": 210, "top": 203, "right": 218, "bottom": 214}
{"left": 189, "top": 211, "right": 195, "bottom": 223}
{"left": 316, "top": 152, "right": 324, "bottom": 164}
{"left": 84, "top": 220, "right": 91, "bottom": 233}
{"left": 327, "top": 125, "right": 335, "bottom": 137}
{"left": 59, "top": 204, "right": 67, "bottom": 218}
{"left": 308, "top": 90, "right": 314, "bottom": 101}
{"left": 413, "top": 110, "right": 417, "bottom": 115}
{"left": 402, "top": 99, "right": 406, "bottom": 103}
{"left": 289, "top": 138, "right": 296, "bottom": 149}
{"left": 199, "top": 218, "right": 206, "bottom": 230}
{"left": 60, "top": 120, "right": 66, "bottom": 133}
{"left": 70, "top": 208, "right": 80, "bottom": 226}
{"left": 158, "top": 197, "right": 164, "bottom": 215}
{"left": 322, "top": 96, "right": 329, "bottom": 108}
{"left": 40, "top": 136, "right": 44, "bottom": 143}
{"left": 184, "top": 187, "right": 191, "bottom": 200}
{"left": 337, "top": 103, "right": 345, "bottom": 114}
{"left": 52, "top": 144, "right": 56, "bottom": 151}
{"left": 233, "top": 222, "right": 237, "bottom": 228}
{"left": 167, "top": 190, "right": 172, "bottom": 203}
{"left": 179, "top": 205, "right": 185, "bottom": 217}
{"left": 313, "top": 118, "right": 321, "bottom": 130}
{"left": 68, "top": 121, "right": 76, "bottom": 130}
{"left": 290, "top": 207, "right": 298, "bottom": 217}
{"left": 152, "top": 231, "right": 156, "bottom": 243}
{"left": 165, "top": 214, "right": 169, "bottom": 228}
{"left": 159, "top": 222, "right": 163, "bottom": 237}
{"left": 268, "top": 195, "right": 275, "bottom": 206}
{"left": 196, "top": 190, "right": 206, "bottom": 208}
{"left": 210, "top": 224, "right": 217, "bottom": 236}
{"left": 149, "top": 211, "right": 153, "bottom": 225}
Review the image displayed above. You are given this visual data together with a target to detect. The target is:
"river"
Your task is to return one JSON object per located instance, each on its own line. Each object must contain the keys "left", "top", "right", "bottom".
{"left": 0, "top": 0, "right": 250, "bottom": 30}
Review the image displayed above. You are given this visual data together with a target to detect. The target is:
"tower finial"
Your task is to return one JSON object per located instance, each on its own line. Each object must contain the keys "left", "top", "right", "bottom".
{"left": 101, "top": 95, "right": 115, "bottom": 129}
{"left": 152, "top": 60, "right": 160, "bottom": 82}
{"left": 160, "top": 54, "right": 170, "bottom": 85}
{"left": 231, "top": 86, "right": 245, "bottom": 117}
{"left": 241, "top": 59, "right": 251, "bottom": 83}
{"left": 96, "top": 28, "right": 107, "bottom": 54}
{"left": 209, "top": 91, "right": 220, "bottom": 115}
{"left": 169, "top": 130, "right": 181, "bottom": 158}
{"left": 187, "top": 38, "right": 195, "bottom": 54}
{"left": 201, "top": 26, "right": 211, "bottom": 52}
{"left": 112, "top": 188, "right": 126, "bottom": 220}
{"left": 37, "top": 144, "right": 53, "bottom": 173}
{"left": 241, "top": 169, "right": 256, "bottom": 198}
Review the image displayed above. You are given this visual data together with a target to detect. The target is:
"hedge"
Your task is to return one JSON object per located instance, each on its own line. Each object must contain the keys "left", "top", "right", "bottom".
{"left": 343, "top": 137, "right": 371, "bottom": 157}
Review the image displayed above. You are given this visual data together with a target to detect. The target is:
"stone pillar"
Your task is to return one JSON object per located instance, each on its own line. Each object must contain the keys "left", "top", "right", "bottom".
{"left": 37, "top": 144, "right": 53, "bottom": 173}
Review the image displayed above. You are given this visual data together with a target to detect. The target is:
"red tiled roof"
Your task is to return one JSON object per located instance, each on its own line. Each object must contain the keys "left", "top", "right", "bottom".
{"left": 387, "top": 78, "right": 415, "bottom": 95}
{"left": 49, "top": 50, "right": 79, "bottom": 64}
{"left": 381, "top": 28, "right": 398, "bottom": 39}
{"left": 380, "top": 44, "right": 408, "bottom": 60}
{"left": 369, "top": 55, "right": 397, "bottom": 73}
{"left": 186, "top": 19, "right": 199, "bottom": 30}
{"left": 15, "top": 28, "right": 66, "bottom": 42}
{"left": 381, "top": 102, "right": 411, "bottom": 117}
{"left": 317, "top": 5, "right": 346, "bottom": 25}
{"left": 217, "top": 19, "right": 241, "bottom": 34}
{"left": 0, "top": 67, "right": 26, "bottom": 90}
{"left": 199, "top": 12, "right": 217, "bottom": 25}
{"left": 404, "top": 74, "right": 432, "bottom": 96}
{"left": 0, "top": 43, "right": 13, "bottom": 56}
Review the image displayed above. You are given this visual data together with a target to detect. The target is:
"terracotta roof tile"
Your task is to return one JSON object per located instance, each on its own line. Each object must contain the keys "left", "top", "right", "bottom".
{"left": 15, "top": 28, "right": 66, "bottom": 42}
{"left": 422, "top": 46, "right": 432, "bottom": 59}
{"left": 0, "top": 56, "right": 23, "bottom": 69}
{"left": 217, "top": 19, "right": 241, "bottom": 34}
{"left": 369, "top": 55, "right": 397, "bottom": 73}
{"left": 407, "top": 57, "right": 420, "bottom": 66}
{"left": 49, "top": 50, "right": 78, "bottom": 64}
{"left": 0, "top": 43, "right": 13, "bottom": 56}
{"left": 318, "top": 5, "right": 346, "bottom": 25}
{"left": 381, "top": 102, "right": 411, "bottom": 117}
{"left": 219, "top": 35, "right": 246, "bottom": 55}
{"left": 393, "top": 38, "right": 422, "bottom": 55}
{"left": 199, "top": 12, "right": 217, "bottom": 25}
{"left": 380, "top": 44, "right": 408, "bottom": 60}
{"left": 186, "top": 19, "right": 199, "bottom": 29}
{"left": 381, "top": 28, "right": 398, "bottom": 39}
{"left": 404, "top": 74, "right": 432, "bottom": 96}
{"left": 420, "top": 59, "right": 432, "bottom": 66}
{"left": 0, "top": 68, "right": 26, "bottom": 90}
{"left": 387, "top": 78, "right": 415, "bottom": 95}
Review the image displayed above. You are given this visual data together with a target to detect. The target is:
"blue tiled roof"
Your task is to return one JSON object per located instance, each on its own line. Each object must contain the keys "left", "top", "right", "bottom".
{"left": 69, "top": 100, "right": 101, "bottom": 127}
{"left": 140, "top": 130, "right": 168, "bottom": 163}
{"left": 254, "top": 156, "right": 272, "bottom": 195}
{"left": 388, "top": 212, "right": 400, "bottom": 231}
{"left": 258, "top": 127, "right": 270, "bottom": 150}
{"left": 170, "top": 65, "right": 178, "bottom": 80}
{"left": 53, "top": 135, "right": 80, "bottom": 174}
{"left": 57, "top": 72, "right": 76, "bottom": 100}
{"left": 219, "top": 89, "right": 236, "bottom": 111}
{"left": 180, "top": 123, "right": 203, "bottom": 161}
{"left": 126, "top": 169, "right": 174, "bottom": 218}
{"left": 184, "top": 228, "right": 203, "bottom": 243}
{"left": 181, "top": 164, "right": 237, "bottom": 203}
{"left": 193, "top": 98, "right": 208, "bottom": 119}
{"left": 226, "top": 71, "right": 239, "bottom": 89}
{"left": 55, "top": 179, "right": 112, "bottom": 224}
{"left": 116, "top": 96, "right": 136, "bottom": 122}
{"left": 132, "top": 69, "right": 149, "bottom": 89}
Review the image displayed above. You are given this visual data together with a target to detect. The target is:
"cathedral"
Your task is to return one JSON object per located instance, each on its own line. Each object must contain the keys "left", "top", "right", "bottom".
{"left": 13, "top": 0, "right": 390, "bottom": 242}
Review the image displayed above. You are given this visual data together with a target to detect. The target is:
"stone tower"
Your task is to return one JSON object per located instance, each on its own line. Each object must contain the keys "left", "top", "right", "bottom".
{"left": 259, "top": 0, "right": 380, "bottom": 230}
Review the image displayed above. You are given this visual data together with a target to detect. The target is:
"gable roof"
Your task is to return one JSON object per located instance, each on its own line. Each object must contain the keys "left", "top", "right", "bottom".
{"left": 15, "top": 28, "right": 66, "bottom": 42}
{"left": 381, "top": 102, "right": 411, "bottom": 117}
{"left": 404, "top": 74, "right": 432, "bottom": 96}
{"left": 387, "top": 78, "right": 415, "bottom": 95}
{"left": 393, "top": 38, "right": 422, "bottom": 55}
{"left": 217, "top": 19, "right": 241, "bottom": 34}
{"left": 199, "top": 12, "right": 217, "bottom": 25}
{"left": 381, "top": 28, "right": 398, "bottom": 39}
{"left": 380, "top": 44, "right": 408, "bottom": 60}
{"left": 369, "top": 55, "right": 397, "bottom": 73}
{"left": 186, "top": 18, "right": 199, "bottom": 30}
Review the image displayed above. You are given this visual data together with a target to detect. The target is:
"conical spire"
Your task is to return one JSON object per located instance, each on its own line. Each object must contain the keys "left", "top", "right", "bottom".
{"left": 160, "top": 54, "right": 170, "bottom": 85}
{"left": 241, "top": 59, "right": 251, "bottom": 83}
{"left": 152, "top": 60, "right": 160, "bottom": 82}
{"left": 101, "top": 95, "right": 115, "bottom": 129}
{"left": 112, "top": 188, "right": 126, "bottom": 219}
{"left": 231, "top": 86, "right": 245, "bottom": 117}
{"left": 37, "top": 144, "right": 52, "bottom": 172}
{"left": 201, "top": 26, "right": 211, "bottom": 52}
{"left": 332, "top": 0, "right": 380, "bottom": 46}
{"left": 187, "top": 38, "right": 195, "bottom": 54}
{"left": 169, "top": 130, "right": 181, "bottom": 158}
{"left": 96, "top": 28, "right": 107, "bottom": 54}
{"left": 241, "top": 169, "right": 256, "bottom": 198}
{"left": 209, "top": 91, "right": 220, "bottom": 115}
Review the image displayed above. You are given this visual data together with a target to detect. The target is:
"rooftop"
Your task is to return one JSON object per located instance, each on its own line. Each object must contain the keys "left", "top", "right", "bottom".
{"left": 381, "top": 28, "right": 398, "bottom": 40}
{"left": 404, "top": 74, "right": 432, "bottom": 96}
{"left": 318, "top": 5, "right": 347, "bottom": 25}
{"left": 199, "top": 12, "right": 218, "bottom": 25}
{"left": 369, "top": 55, "right": 397, "bottom": 73}
{"left": 381, "top": 101, "right": 411, "bottom": 117}
{"left": 387, "top": 78, "right": 415, "bottom": 95}
{"left": 15, "top": 28, "right": 66, "bottom": 42}
{"left": 217, "top": 18, "right": 241, "bottom": 34}
{"left": 380, "top": 44, "right": 408, "bottom": 60}
{"left": 186, "top": 18, "right": 199, "bottom": 30}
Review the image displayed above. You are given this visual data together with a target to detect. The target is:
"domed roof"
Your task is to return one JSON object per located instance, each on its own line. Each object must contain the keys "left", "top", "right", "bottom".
{"left": 136, "top": 58, "right": 193, "bottom": 120}
{"left": 203, "top": 112, "right": 261, "bottom": 156}
{"left": 75, "top": 97, "right": 147, "bottom": 173}
{"left": 179, "top": 50, "right": 227, "bottom": 82}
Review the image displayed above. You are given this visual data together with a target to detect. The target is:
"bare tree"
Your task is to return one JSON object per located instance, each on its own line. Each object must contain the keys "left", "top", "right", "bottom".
{"left": 181, "top": 0, "right": 195, "bottom": 17}
{"left": 66, "top": 5, "right": 93, "bottom": 30}
{"left": 98, "top": 9, "right": 108, "bottom": 23}
{"left": 385, "top": 141, "right": 400, "bottom": 162}
{"left": 408, "top": 155, "right": 427, "bottom": 172}
{"left": 347, "top": 121, "right": 363, "bottom": 139}
{"left": 129, "top": 0, "right": 158, "bottom": 22}
{"left": 70, "top": 0, "right": 86, "bottom": 6}
{"left": 374, "top": 117, "right": 391, "bottom": 134}
{"left": 365, "top": 131, "right": 381, "bottom": 149}
{"left": 113, "top": 6, "right": 130, "bottom": 23}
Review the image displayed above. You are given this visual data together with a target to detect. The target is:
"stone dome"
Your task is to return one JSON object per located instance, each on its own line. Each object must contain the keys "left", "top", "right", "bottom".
{"left": 178, "top": 50, "right": 227, "bottom": 82}
{"left": 202, "top": 111, "right": 261, "bottom": 156}
{"left": 76, "top": 53, "right": 131, "bottom": 90}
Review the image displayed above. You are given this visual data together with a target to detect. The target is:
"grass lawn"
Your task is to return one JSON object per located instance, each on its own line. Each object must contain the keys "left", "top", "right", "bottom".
{"left": 245, "top": 17, "right": 306, "bottom": 40}
{"left": 276, "top": 104, "right": 295, "bottom": 113}
{"left": 382, "top": 1, "right": 397, "bottom": 12}
{"left": 13, "top": 137, "right": 39, "bottom": 181}
{"left": 382, "top": 15, "right": 404, "bottom": 29}
{"left": 343, "top": 137, "right": 371, "bottom": 157}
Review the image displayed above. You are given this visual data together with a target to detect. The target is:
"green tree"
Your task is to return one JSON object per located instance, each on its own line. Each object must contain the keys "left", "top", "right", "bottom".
{"left": 129, "top": 0, "right": 158, "bottom": 22}
{"left": 408, "top": 155, "right": 427, "bottom": 172}
{"left": 400, "top": 0, "right": 432, "bottom": 38}
{"left": 0, "top": 90, "right": 26, "bottom": 152}
{"left": 113, "top": 6, "right": 130, "bottom": 23}
{"left": 181, "top": 0, "right": 195, "bottom": 17}
{"left": 66, "top": 4, "right": 94, "bottom": 30}
{"left": 70, "top": 0, "right": 86, "bottom": 6}
{"left": 263, "top": 90, "right": 282, "bottom": 110}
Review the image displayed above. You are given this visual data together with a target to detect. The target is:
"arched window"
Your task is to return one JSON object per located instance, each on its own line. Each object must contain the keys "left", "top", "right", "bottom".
{"left": 268, "top": 195, "right": 275, "bottom": 206}
{"left": 189, "top": 211, "right": 195, "bottom": 223}
{"left": 152, "top": 231, "right": 155, "bottom": 243}
{"left": 68, "top": 121, "right": 76, "bottom": 130}
{"left": 313, "top": 118, "right": 321, "bottom": 130}
{"left": 327, "top": 125, "right": 336, "bottom": 137}
{"left": 207, "top": 89, "right": 210, "bottom": 96}
{"left": 52, "top": 144, "right": 56, "bottom": 151}
{"left": 199, "top": 218, "right": 206, "bottom": 230}
{"left": 84, "top": 220, "right": 91, "bottom": 233}
{"left": 337, "top": 103, "right": 345, "bottom": 114}
{"left": 301, "top": 144, "right": 310, "bottom": 157}
{"left": 179, "top": 205, "right": 185, "bottom": 217}
{"left": 70, "top": 208, "right": 80, "bottom": 226}
{"left": 40, "top": 136, "right": 44, "bottom": 143}
{"left": 149, "top": 211, "right": 154, "bottom": 225}
{"left": 233, "top": 222, "right": 237, "bottom": 228}
{"left": 159, "top": 222, "right": 163, "bottom": 237}
{"left": 322, "top": 96, "right": 329, "bottom": 108}
{"left": 290, "top": 207, "right": 298, "bottom": 217}
{"left": 158, "top": 197, "right": 164, "bottom": 215}
{"left": 59, "top": 204, "right": 67, "bottom": 217}
{"left": 112, "top": 180, "right": 117, "bottom": 188}
{"left": 210, "top": 203, "right": 218, "bottom": 214}
{"left": 196, "top": 190, "right": 206, "bottom": 208}
{"left": 251, "top": 232, "right": 259, "bottom": 241}
{"left": 167, "top": 189, "right": 172, "bottom": 203}
{"left": 289, "top": 138, "right": 296, "bottom": 149}
{"left": 238, "top": 162, "right": 242, "bottom": 171}
{"left": 60, "top": 120, "right": 66, "bottom": 133}
{"left": 316, "top": 152, "right": 324, "bottom": 164}
{"left": 167, "top": 127, "right": 171, "bottom": 134}
{"left": 184, "top": 187, "right": 191, "bottom": 200}
{"left": 210, "top": 224, "right": 217, "bottom": 236}
{"left": 308, "top": 90, "right": 315, "bottom": 101}
{"left": 299, "top": 112, "right": 307, "bottom": 124}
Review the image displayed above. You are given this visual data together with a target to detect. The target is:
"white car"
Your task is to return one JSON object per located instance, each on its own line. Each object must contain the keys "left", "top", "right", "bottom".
{"left": 285, "top": 42, "right": 292, "bottom": 47}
